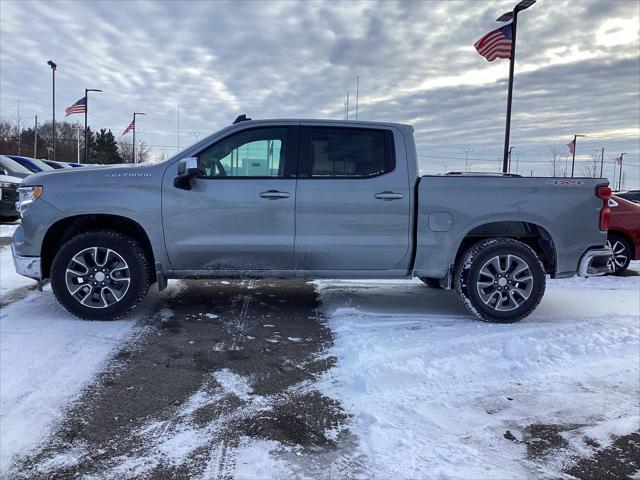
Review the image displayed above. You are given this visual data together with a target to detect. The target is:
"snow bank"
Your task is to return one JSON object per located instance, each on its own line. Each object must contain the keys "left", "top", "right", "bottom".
{"left": 315, "top": 268, "right": 640, "bottom": 478}
{"left": 0, "top": 246, "right": 35, "bottom": 297}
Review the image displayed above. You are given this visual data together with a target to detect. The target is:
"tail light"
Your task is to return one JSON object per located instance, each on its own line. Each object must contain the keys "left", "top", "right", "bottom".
{"left": 596, "top": 186, "right": 611, "bottom": 230}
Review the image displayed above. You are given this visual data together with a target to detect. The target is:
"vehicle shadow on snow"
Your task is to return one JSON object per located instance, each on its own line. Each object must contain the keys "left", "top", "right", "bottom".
{"left": 8, "top": 279, "right": 366, "bottom": 480}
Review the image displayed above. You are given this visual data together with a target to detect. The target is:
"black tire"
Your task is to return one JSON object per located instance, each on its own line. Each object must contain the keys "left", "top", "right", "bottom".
{"left": 419, "top": 277, "right": 443, "bottom": 288}
{"left": 606, "top": 233, "right": 632, "bottom": 276}
{"left": 50, "top": 230, "right": 150, "bottom": 320}
{"left": 454, "top": 238, "right": 546, "bottom": 323}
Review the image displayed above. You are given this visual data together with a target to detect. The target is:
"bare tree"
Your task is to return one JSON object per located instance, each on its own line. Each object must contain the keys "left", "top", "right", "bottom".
{"left": 549, "top": 149, "right": 562, "bottom": 177}
{"left": 118, "top": 141, "right": 133, "bottom": 163}
{"left": 582, "top": 152, "right": 600, "bottom": 178}
{"left": 136, "top": 141, "right": 151, "bottom": 163}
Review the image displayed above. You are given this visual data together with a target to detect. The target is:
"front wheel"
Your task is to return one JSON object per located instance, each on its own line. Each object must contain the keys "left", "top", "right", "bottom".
{"left": 50, "top": 230, "right": 150, "bottom": 320}
{"left": 455, "top": 238, "right": 546, "bottom": 323}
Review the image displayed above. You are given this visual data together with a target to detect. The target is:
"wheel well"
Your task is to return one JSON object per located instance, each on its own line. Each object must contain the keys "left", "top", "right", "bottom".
{"left": 455, "top": 221, "right": 557, "bottom": 274}
{"left": 608, "top": 230, "right": 635, "bottom": 258}
{"left": 41, "top": 214, "right": 156, "bottom": 282}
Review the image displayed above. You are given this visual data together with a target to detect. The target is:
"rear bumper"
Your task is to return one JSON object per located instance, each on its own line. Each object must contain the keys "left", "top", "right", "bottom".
{"left": 577, "top": 247, "right": 614, "bottom": 277}
{"left": 11, "top": 243, "right": 42, "bottom": 280}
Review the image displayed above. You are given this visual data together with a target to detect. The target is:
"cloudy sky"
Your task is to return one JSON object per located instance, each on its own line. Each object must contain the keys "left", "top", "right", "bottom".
{"left": 1, "top": 0, "right": 639, "bottom": 187}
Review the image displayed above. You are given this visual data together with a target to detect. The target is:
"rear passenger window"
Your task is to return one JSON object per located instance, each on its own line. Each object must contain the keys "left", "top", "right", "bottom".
{"left": 308, "top": 127, "right": 392, "bottom": 177}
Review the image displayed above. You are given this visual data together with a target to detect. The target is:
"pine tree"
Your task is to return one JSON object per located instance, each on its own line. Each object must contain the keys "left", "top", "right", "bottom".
{"left": 94, "top": 128, "right": 122, "bottom": 164}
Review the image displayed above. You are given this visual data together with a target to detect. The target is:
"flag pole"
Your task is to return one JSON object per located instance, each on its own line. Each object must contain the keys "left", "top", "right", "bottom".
{"left": 599, "top": 147, "right": 604, "bottom": 178}
{"left": 84, "top": 89, "right": 102, "bottom": 164}
{"left": 501, "top": 12, "right": 518, "bottom": 173}
{"left": 84, "top": 88, "right": 88, "bottom": 164}
{"left": 570, "top": 134, "right": 577, "bottom": 177}
{"left": 618, "top": 153, "right": 626, "bottom": 191}
{"left": 132, "top": 114, "right": 136, "bottom": 164}
{"left": 570, "top": 134, "right": 585, "bottom": 177}
{"left": 33, "top": 115, "right": 38, "bottom": 159}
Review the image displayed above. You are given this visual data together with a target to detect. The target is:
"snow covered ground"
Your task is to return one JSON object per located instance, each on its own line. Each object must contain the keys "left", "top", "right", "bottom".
{"left": 1, "top": 216, "right": 638, "bottom": 479}
{"left": 0, "top": 239, "right": 181, "bottom": 472}
{"left": 315, "top": 267, "right": 640, "bottom": 479}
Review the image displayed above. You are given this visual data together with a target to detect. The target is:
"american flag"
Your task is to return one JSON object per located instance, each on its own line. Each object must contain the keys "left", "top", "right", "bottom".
{"left": 474, "top": 24, "right": 513, "bottom": 62}
{"left": 615, "top": 155, "right": 623, "bottom": 165}
{"left": 123, "top": 119, "right": 135, "bottom": 135}
{"left": 567, "top": 139, "right": 576, "bottom": 155}
{"left": 64, "top": 97, "right": 86, "bottom": 117}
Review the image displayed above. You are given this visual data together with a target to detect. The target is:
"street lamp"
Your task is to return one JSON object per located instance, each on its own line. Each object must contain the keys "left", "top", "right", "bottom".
{"left": 617, "top": 153, "right": 627, "bottom": 191}
{"left": 570, "top": 134, "right": 586, "bottom": 178}
{"left": 461, "top": 148, "right": 473, "bottom": 172}
{"left": 46, "top": 60, "right": 57, "bottom": 161}
{"left": 496, "top": 0, "right": 536, "bottom": 173}
{"left": 132, "top": 112, "right": 146, "bottom": 163}
{"left": 84, "top": 88, "right": 102, "bottom": 163}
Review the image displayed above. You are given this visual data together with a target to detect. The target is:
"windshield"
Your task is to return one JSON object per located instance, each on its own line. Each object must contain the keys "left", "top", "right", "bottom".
{"left": 29, "top": 158, "right": 54, "bottom": 170}
{"left": 0, "top": 155, "right": 32, "bottom": 175}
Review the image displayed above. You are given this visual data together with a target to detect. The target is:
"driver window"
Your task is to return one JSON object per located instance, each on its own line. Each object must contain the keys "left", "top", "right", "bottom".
{"left": 198, "top": 127, "right": 288, "bottom": 177}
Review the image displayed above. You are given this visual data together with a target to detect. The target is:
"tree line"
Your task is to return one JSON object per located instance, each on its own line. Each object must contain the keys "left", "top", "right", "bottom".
{"left": 0, "top": 119, "right": 150, "bottom": 164}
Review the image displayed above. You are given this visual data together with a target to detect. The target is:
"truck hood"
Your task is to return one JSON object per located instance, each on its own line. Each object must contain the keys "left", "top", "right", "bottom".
{"left": 22, "top": 162, "right": 162, "bottom": 187}
{"left": 0, "top": 173, "right": 24, "bottom": 184}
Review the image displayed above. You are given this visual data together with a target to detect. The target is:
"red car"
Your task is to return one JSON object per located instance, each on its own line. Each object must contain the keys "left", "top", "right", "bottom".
{"left": 607, "top": 195, "right": 640, "bottom": 275}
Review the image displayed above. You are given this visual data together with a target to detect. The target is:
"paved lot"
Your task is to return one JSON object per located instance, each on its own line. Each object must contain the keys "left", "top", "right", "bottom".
{"left": 2, "top": 270, "right": 638, "bottom": 478}
{"left": 9, "top": 280, "right": 362, "bottom": 479}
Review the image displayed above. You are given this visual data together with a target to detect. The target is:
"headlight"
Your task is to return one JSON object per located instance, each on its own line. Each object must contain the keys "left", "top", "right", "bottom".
{"left": 17, "top": 186, "right": 43, "bottom": 215}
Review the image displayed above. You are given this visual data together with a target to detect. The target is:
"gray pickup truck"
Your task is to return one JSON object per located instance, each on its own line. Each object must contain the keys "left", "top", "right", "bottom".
{"left": 12, "top": 118, "right": 613, "bottom": 322}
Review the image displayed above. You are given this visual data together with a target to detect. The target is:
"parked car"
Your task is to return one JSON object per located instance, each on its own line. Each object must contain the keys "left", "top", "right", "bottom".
{"left": 0, "top": 154, "right": 32, "bottom": 179}
{"left": 12, "top": 117, "right": 613, "bottom": 322}
{"left": 614, "top": 190, "right": 640, "bottom": 205}
{"left": 7, "top": 155, "right": 55, "bottom": 173}
{"left": 0, "top": 171, "right": 22, "bottom": 222}
{"left": 42, "top": 160, "right": 71, "bottom": 169}
{"left": 606, "top": 195, "right": 640, "bottom": 275}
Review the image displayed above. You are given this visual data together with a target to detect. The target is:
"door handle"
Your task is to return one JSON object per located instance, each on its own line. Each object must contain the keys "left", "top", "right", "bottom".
{"left": 374, "top": 191, "right": 404, "bottom": 200}
{"left": 260, "top": 190, "right": 290, "bottom": 199}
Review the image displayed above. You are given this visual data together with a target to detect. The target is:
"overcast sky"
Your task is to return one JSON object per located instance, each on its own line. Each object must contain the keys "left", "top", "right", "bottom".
{"left": 1, "top": 0, "right": 638, "bottom": 187}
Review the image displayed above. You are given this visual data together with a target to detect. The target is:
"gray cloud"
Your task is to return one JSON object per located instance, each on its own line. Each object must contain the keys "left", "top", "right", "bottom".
{"left": 0, "top": 0, "right": 638, "bottom": 186}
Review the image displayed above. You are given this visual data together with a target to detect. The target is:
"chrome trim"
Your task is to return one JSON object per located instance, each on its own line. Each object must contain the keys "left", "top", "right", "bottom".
{"left": 577, "top": 247, "right": 614, "bottom": 277}
{"left": 11, "top": 245, "right": 42, "bottom": 280}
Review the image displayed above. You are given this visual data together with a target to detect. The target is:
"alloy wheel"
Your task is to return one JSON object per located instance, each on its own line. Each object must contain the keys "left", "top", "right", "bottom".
{"left": 476, "top": 254, "right": 533, "bottom": 312}
{"left": 606, "top": 239, "right": 628, "bottom": 271}
{"left": 65, "top": 247, "right": 131, "bottom": 309}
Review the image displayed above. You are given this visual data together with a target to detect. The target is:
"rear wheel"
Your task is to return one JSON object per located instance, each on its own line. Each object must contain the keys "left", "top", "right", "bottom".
{"left": 50, "top": 230, "right": 150, "bottom": 320}
{"left": 455, "top": 238, "right": 546, "bottom": 323}
{"left": 419, "top": 277, "right": 443, "bottom": 288}
{"left": 606, "top": 233, "right": 632, "bottom": 275}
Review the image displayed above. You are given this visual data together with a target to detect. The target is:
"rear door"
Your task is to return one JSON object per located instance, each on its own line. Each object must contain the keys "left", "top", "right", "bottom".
{"left": 162, "top": 125, "right": 298, "bottom": 272}
{"left": 294, "top": 124, "right": 412, "bottom": 271}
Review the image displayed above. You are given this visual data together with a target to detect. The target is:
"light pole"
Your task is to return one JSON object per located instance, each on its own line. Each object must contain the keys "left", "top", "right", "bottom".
{"left": 47, "top": 60, "right": 57, "bottom": 160}
{"left": 617, "top": 153, "right": 626, "bottom": 191}
{"left": 84, "top": 88, "right": 102, "bottom": 163}
{"left": 132, "top": 112, "right": 146, "bottom": 163}
{"left": 461, "top": 148, "right": 473, "bottom": 172}
{"left": 570, "top": 134, "right": 586, "bottom": 177}
{"left": 496, "top": 0, "right": 536, "bottom": 173}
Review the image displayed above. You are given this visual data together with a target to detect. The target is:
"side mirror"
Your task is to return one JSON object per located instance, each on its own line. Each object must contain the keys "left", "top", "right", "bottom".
{"left": 174, "top": 157, "right": 204, "bottom": 190}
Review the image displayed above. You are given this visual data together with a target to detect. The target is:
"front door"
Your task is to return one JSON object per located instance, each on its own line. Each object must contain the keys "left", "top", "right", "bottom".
{"left": 162, "top": 126, "right": 298, "bottom": 272}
